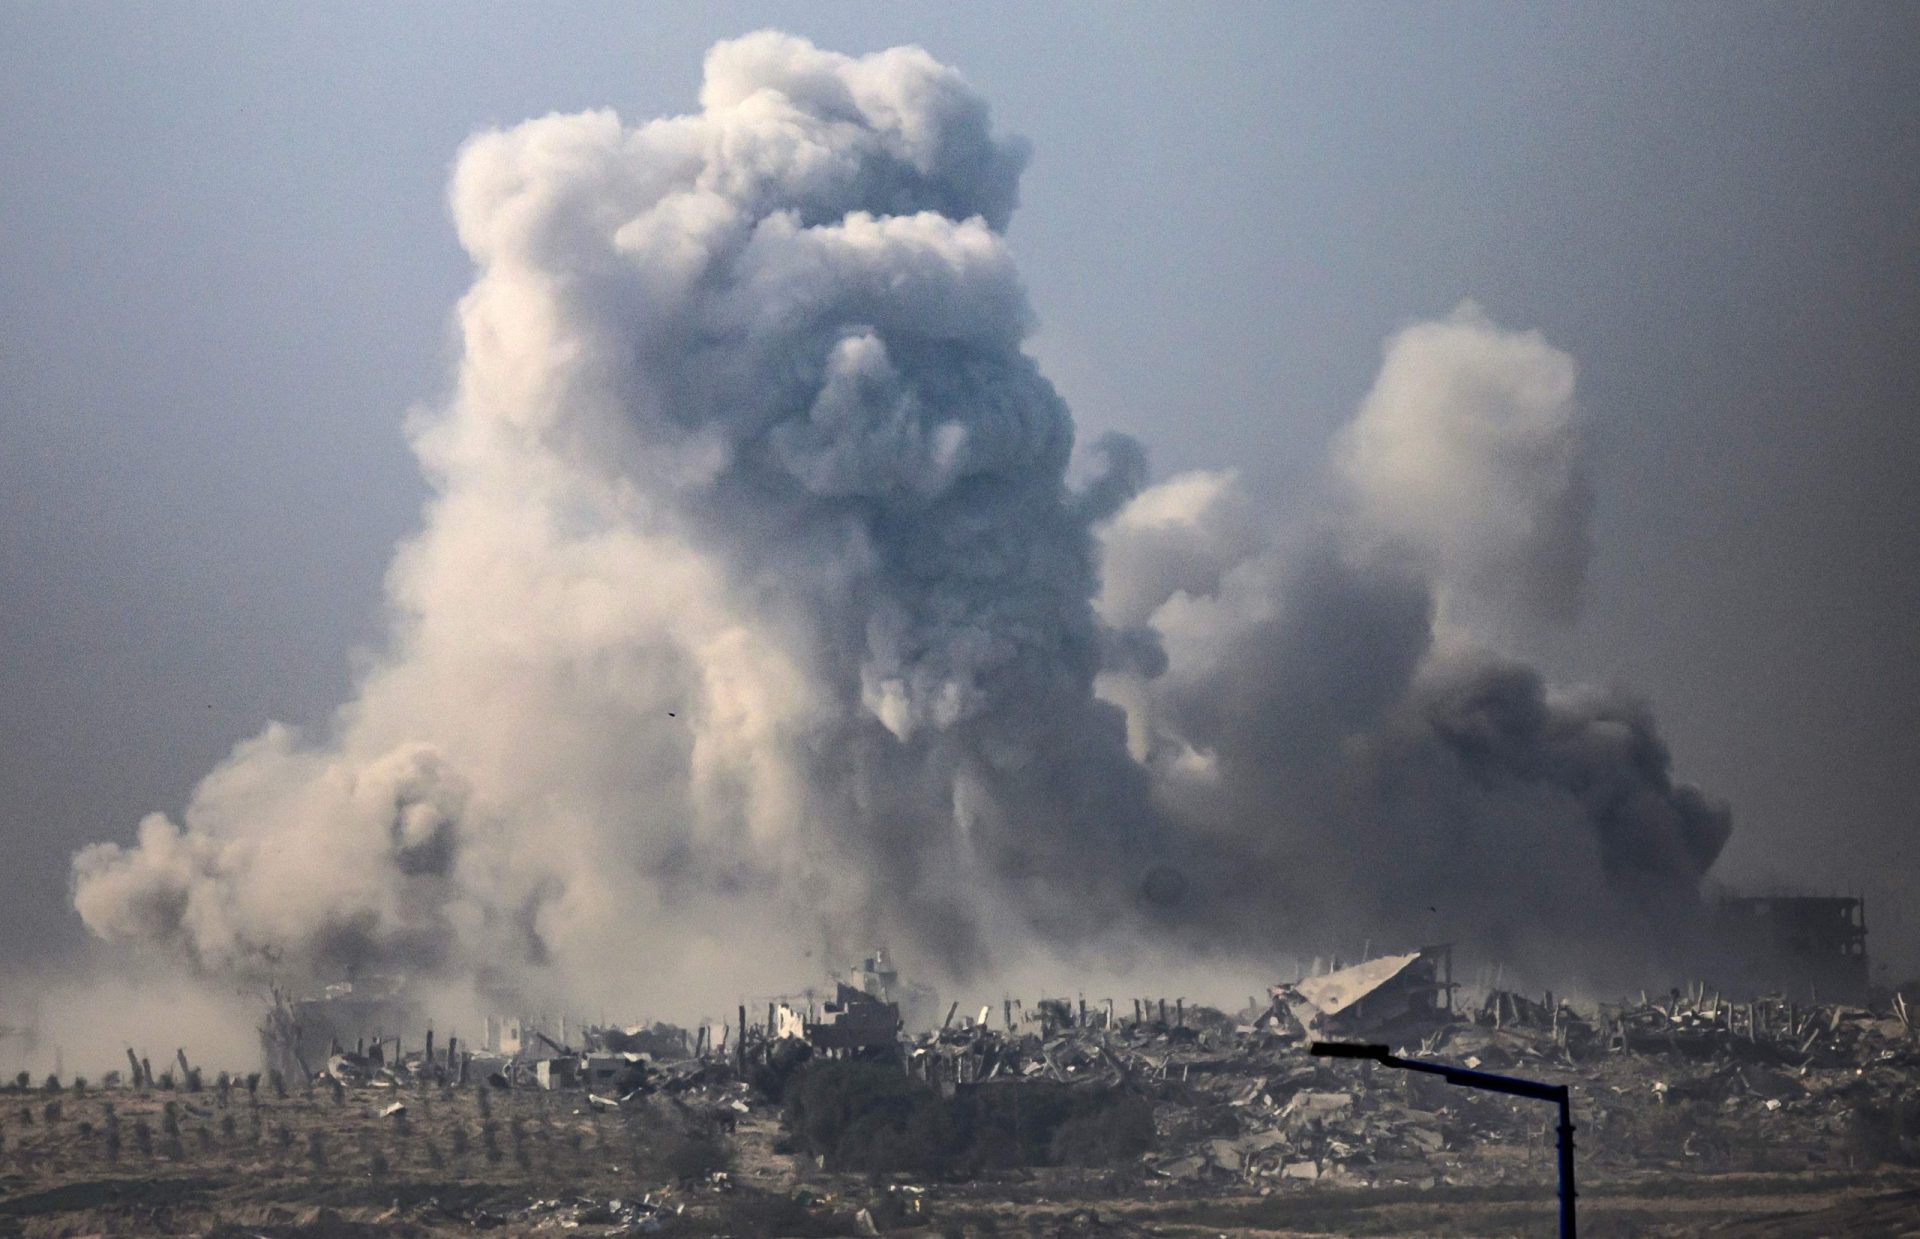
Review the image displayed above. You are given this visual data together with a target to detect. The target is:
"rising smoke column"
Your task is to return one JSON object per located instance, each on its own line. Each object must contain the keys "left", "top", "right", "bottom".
{"left": 71, "top": 33, "right": 1156, "bottom": 1007}
{"left": 71, "top": 35, "right": 1729, "bottom": 1006}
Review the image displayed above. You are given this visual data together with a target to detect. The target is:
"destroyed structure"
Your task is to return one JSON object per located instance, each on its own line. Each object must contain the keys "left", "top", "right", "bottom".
{"left": 889, "top": 962, "right": 1920, "bottom": 1187}
{"left": 1711, "top": 892, "right": 1871, "bottom": 1004}
{"left": 214, "top": 926, "right": 1920, "bottom": 1206}
{"left": 1270, "top": 947, "right": 1456, "bottom": 1041}
{"left": 11, "top": 947, "right": 1919, "bottom": 1239}
{"left": 775, "top": 984, "right": 903, "bottom": 1057}
{"left": 842, "top": 947, "right": 939, "bottom": 1030}
{"left": 258, "top": 976, "right": 421, "bottom": 1081}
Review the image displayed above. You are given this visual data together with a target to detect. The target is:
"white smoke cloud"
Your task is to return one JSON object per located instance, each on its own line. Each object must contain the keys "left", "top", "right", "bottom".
{"left": 70, "top": 32, "right": 1728, "bottom": 1009}
{"left": 72, "top": 33, "right": 1149, "bottom": 1011}
{"left": 1337, "top": 303, "right": 1591, "bottom": 632}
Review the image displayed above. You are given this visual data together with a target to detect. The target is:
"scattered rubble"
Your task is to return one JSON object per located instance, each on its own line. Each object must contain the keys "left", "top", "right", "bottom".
{"left": 870, "top": 963, "right": 1920, "bottom": 1190}
{"left": 12, "top": 948, "right": 1917, "bottom": 1236}
{"left": 1272, "top": 946, "right": 1457, "bottom": 1042}
{"left": 248, "top": 954, "right": 1920, "bottom": 1192}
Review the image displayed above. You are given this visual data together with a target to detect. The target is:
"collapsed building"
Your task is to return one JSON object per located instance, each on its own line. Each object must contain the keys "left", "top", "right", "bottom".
{"left": 1269, "top": 947, "right": 1457, "bottom": 1042}
{"left": 775, "top": 983, "right": 902, "bottom": 1057}
{"left": 750, "top": 947, "right": 922, "bottom": 1060}
{"left": 889, "top": 954, "right": 1920, "bottom": 1186}
{"left": 256, "top": 981, "right": 692, "bottom": 1096}
{"left": 258, "top": 976, "right": 422, "bottom": 1081}
{"left": 842, "top": 948, "right": 939, "bottom": 1031}
{"left": 1709, "top": 892, "right": 1870, "bottom": 1004}
{"left": 482, "top": 1020, "right": 693, "bottom": 1095}
{"left": 225, "top": 932, "right": 1920, "bottom": 1200}
{"left": 245, "top": 926, "right": 1911, "bottom": 1176}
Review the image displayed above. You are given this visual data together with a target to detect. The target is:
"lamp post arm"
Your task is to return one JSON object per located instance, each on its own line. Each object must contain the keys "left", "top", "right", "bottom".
{"left": 1310, "top": 1041, "right": 1576, "bottom": 1239}
{"left": 1383, "top": 1054, "right": 1568, "bottom": 1105}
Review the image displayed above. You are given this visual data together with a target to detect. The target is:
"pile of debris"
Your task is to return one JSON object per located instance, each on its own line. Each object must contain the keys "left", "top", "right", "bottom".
{"left": 381, "top": 1193, "right": 682, "bottom": 1234}
{"left": 887, "top": 952, "right": 1920, "bottom": 1188}
{"left": 243, "top": 949, "right": 1920, "bottom": 1191}
{"left": 1600, "top": 984, "right": 1918, "bottom": 1066}
{"left": 499, "top": 1193, "right": 681, "bottom": 1233}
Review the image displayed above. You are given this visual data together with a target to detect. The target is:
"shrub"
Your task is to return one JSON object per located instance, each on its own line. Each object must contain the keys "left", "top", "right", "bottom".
{"left": 706, "top": 1190, "right": 853, "bottom": 1237}
{"left": 663, "top": 1130, "right": 733, "bottom": 1181}
{"left": 784, "top": 1060, "right": 957, "bottom": 1174}
{"left": 1048, "top": 1095, "right": 1156, "bottom": 1167}
{"left": 751, "top": 1039, "right": 814, "bottom": 1102}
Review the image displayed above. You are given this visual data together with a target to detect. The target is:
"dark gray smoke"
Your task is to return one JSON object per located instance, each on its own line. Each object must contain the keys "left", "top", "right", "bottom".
{"left": 1098, "top": 307, "right": 1729, "bottom": 982}
{"left": 69, "top": 33, "right": 1727, "bottom": 1010}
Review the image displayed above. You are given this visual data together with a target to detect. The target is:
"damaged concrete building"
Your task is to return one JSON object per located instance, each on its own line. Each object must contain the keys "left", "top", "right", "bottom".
{"left": 776, "top": 983, "right": 902, "bottom": 1056}
{"left": 480, "top": 1018, "right": 675, "bottom": 1094}
{"left": 1269, "top": 947, "right": 1456, "bottom": 1040}
{"left": 842, "top": 948, "right": 939, "bottom": 1031}
{"left": 258, "top": 976, "right": 423, "bottom": 1081}
{"left": 1710, "top": 893, "right": 1870, "bottom": 1004}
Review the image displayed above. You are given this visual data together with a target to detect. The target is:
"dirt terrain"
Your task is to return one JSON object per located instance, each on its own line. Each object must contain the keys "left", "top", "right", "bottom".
{"left": 2, "top": 1071, "right": 1918, "bottom": 1237}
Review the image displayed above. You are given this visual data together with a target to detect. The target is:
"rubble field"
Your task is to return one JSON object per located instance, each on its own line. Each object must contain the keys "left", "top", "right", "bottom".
{"left": 3, "top": 984, "right": 1920, "bottom": 1236}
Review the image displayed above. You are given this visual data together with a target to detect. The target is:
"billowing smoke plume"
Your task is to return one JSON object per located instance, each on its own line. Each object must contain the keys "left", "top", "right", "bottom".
{"left": 1098, "top": 307, "right": 1727, "bottom": 980}
{"left": 1336, "top": 306, "right": 1592, "bottom": 632}
{"left": 71, "top": 33, "right": 1728, "bottom": 1009}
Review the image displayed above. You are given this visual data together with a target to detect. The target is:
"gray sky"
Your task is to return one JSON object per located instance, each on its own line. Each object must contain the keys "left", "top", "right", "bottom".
{"left": 3, "top": 3, "right": 1917, "bottom": 976}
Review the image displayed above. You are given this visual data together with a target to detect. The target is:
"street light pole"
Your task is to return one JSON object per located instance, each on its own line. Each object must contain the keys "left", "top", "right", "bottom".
{"left": 1311, "top": 1040, "right": 1576, "bottom": 1239}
